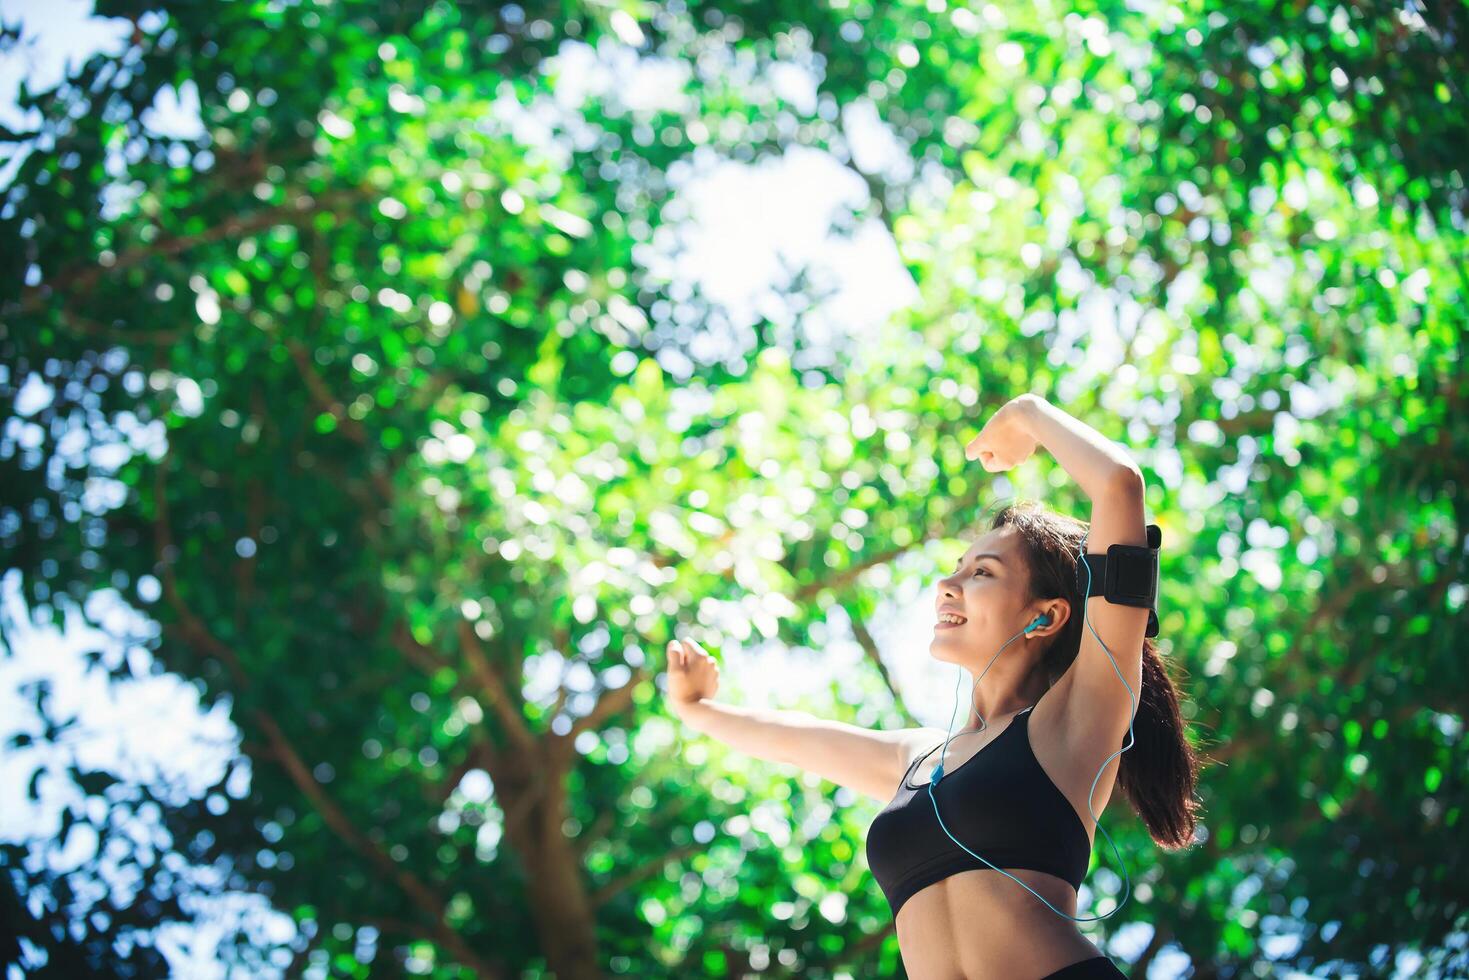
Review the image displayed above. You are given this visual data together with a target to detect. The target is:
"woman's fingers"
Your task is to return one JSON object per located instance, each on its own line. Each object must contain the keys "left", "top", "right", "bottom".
{"left": 669, "top": 635, "right": 717, "bottom": 670}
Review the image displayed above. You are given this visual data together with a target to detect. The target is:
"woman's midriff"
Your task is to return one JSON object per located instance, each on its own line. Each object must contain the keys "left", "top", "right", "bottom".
{"left": 893, "top": 867, "right": 1106, "bottom": 980}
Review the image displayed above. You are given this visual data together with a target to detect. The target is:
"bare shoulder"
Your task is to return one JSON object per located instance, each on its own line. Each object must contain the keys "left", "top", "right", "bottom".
{"left": 864, "top": 726, "right": 948, "bottom": 800}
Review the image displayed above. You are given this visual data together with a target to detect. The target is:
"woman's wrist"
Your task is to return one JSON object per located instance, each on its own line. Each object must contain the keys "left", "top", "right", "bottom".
{"left": 1014, "top": 395, "right": 1141, "bottom": 499}
{"left": 671, "top": 697, "right": 709, "bottom": 720}
{"left": 1014, "top": 392, "right": 1049, "bottom": 426}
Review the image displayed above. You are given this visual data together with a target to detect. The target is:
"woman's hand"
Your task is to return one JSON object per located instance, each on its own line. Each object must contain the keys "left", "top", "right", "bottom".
{"left": 666, "top": 637, "right": 720, "bottom": 715}
{"left": 965, "top": 394, "right": 1042, "bottom": 472}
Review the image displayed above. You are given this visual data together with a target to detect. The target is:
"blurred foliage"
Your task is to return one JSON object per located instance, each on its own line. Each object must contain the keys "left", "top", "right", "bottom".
{"left": 1, "top": 0, "right": 1466, "bottom": 977}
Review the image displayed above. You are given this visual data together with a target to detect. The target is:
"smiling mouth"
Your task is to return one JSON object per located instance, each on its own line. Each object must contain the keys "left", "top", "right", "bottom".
{"left": 935, "top": 617, "right": 968, "bottom": 630}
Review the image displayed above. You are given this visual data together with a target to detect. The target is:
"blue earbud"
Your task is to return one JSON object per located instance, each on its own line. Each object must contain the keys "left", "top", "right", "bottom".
{"left": 926, "top": 537, "right": 1136, "bottom": 923}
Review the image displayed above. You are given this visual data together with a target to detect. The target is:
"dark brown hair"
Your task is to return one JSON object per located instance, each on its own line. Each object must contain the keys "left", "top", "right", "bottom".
{"left": 985, "top": 498, "right": 1204, "bottom": 849}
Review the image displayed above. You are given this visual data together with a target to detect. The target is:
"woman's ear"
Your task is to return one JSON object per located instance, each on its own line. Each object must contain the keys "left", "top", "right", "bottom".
{"left": 1041, "top": 600, "right": 1070, "bottom": 634}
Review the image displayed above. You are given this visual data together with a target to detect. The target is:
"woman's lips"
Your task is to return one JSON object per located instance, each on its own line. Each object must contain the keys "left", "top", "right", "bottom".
{"left": 935, "top": 620, "right": 967, "bottom": 631}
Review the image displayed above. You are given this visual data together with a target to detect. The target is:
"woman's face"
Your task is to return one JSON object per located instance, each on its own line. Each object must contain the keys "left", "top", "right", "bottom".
{"left": 929, "top": 528, "right": 1031, "bottom": 663}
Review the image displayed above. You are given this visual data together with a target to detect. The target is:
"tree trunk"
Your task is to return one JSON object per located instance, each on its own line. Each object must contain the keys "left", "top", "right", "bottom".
{"left": 497, "top": 750, "right": 605, "bottom": 980}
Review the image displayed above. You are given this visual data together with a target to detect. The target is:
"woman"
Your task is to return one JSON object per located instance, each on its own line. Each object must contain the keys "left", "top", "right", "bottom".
{"left": 667, "top": 393, "right": 1203, "bottom": 979}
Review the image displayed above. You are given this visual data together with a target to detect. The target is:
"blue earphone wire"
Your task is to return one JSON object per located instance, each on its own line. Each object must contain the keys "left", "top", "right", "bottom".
{"left": 925, "top": 535, "right": 1136, "bottom": 922}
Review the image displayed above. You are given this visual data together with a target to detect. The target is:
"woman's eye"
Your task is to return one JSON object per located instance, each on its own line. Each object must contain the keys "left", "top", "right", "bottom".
{"left": 973, "top": 568, "right": 990, "bottom": 578}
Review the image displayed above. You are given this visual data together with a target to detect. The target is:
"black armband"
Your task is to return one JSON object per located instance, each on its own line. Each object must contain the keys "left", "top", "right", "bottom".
{"left": 1076, "top": 523, "right": 1161, "bottom": 638}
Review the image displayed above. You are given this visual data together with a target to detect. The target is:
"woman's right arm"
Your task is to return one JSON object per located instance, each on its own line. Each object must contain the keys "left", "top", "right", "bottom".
{"left": 676, "top": 699, "right": 929, "bottom": 802}
{"left": 667, "top": 639, "right": 935, "bottom": 802}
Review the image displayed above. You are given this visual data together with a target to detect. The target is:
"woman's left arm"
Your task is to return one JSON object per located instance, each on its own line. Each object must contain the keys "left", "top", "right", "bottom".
{"left": 1014, "top": 394, "right": 1144, "bottom": 502}
{"left": 1012, "top": 394, "right": 1151, "bottom": 733}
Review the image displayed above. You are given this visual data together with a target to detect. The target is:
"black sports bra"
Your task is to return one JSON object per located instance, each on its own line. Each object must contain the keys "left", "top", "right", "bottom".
{"left": 864, "top": 706, "right": 1092, "bottom": 917}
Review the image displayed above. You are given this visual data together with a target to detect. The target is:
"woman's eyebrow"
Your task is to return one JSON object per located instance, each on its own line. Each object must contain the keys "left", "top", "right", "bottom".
{"left": 953, "top": 552, "right": 1005, "bottom": 572}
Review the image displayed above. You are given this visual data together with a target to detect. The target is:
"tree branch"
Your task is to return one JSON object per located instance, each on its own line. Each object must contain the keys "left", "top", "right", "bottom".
{"left": 793, "top": 451, "right": 987, "bottom": 603}
{"left": 7, "top": 186, "right": 366, "bottom": 318}
{"left": 284, "top": 337, "right": 371, "bottom": 446}
{"left": 434, "top": 741, "right": 494, "bottom": 808}
{"left": 588, "top": 840, "right": 703, "bottom": 909}
{"left": 283, "top": 294, "right": 395, "bottom": 503}
{"left": 360, "top": 915, "right": 514, "bottom": 978}
{"left": 572, "top": 765, "right": 696, "bottom": 861}
{"left": 576, "top": 805, "right": 621, "bottom": 860}
{"left": 391, "top": 621, "right": 451, "bottom": 677}
{"left": 556, "top": 663, "right": 651, "bottom": 765}
{"left": 843, "top": 600, "right": 920, "bottom": 727}
{"left": 46, "top": 303, "right": 190, "bottom": 346}
{"left": 456, "top": 618, "right": 537, "bottom": 756}
{"left": 501, "top": 763, "right": 548, "bottom": 840}
{"left": 149, "top": 459, "right": 499, "bottom": 978}
{"left": 1207, "top": 547, "right": 1458, "bottom": 767}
